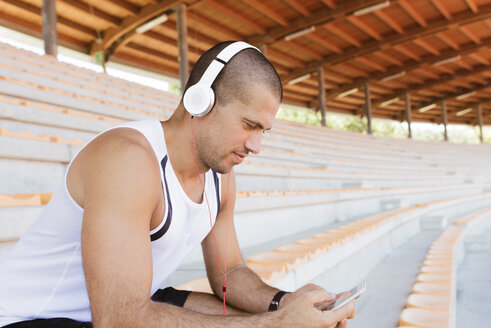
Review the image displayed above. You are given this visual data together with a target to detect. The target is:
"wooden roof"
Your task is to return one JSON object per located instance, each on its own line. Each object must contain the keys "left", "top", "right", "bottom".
{"left": 1, "top": 0, "right": 491, "bottom": 125}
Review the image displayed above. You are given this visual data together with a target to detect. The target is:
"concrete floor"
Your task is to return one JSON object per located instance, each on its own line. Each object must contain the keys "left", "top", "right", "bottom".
{"left": 348, "top": 230, "right": 441, "bottom": 328}
{"left": 456, "top": 225, "right": 491, "bottom": 328}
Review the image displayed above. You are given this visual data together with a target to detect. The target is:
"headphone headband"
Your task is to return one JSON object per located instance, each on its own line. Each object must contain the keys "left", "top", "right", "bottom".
{"left": 197, "top": 41, "right": 260, "bottom": 88}
{"left": 183, "top": 41, "right": 261, "bottom": 117}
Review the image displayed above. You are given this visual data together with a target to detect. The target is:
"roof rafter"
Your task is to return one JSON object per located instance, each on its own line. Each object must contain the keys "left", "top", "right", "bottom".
{"left": 347, "top": 16, "right": 382, "bottom": 40}
{"left": 374, "top": 10, "right": 404, "bottom": 34}
{"left": 60, "top": 0, "right": 120, "bottom": 25}
{"left": 2, "top": 0, "right": 98, "bottom": 38}
{"left": 429, "top": 0, "right": 452, "bottom": 20}
{"left": 89, "top": 0, "right": 187, "bottom": 55}
{"left": 206, "top": 0, "right": 265, "bottom": 34}
{"left": 405, "top": 80, "right": 491, "bottom": 116}
{"left": 372, "top": 64, "right": 491, "bottom": 107}
{"left": 465, "top": 0, "right": 479, "bottom": 13}
{"left": 246, "top": 0, "right": 387, "bottom": 45}
{"left": 324, "top": 37, "right": 491, "bottom": 101}
{"left": 399, "top": 0, "right": 427, "bottom": 27}
{"left": 281, "top": 4, "right": 491, "bottom": 83}
{"left": 282, "top": 0, "right": 310, "bottom": 16}
{"left": 242, "top": 0, "right": 288, "bottom": 26}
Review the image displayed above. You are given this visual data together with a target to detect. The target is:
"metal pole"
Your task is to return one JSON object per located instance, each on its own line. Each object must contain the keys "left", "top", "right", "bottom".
{"left": 477, "top": 102, "right": 484, "bottom": 143}
{"left": 177, "top": 3, "right": 189, "bottom": 93}
{"left": 441, "top": 100, "right": 448, "bottom": 141}
{"left": 42, "top": 0, "right": 57, "bottom": 56}
{"left": 404, "top": 92, "right": 412, "bottom": 139}
{"left": 318, "top": 68, "right": 327, "bottom": 127}
{"left": 364, "top": 83, "right": 373, "bottom": 135}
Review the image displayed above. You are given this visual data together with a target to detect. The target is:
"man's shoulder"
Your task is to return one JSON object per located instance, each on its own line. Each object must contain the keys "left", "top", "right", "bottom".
{"left": 80, "top": 127, "right": 161, "bottom": 188}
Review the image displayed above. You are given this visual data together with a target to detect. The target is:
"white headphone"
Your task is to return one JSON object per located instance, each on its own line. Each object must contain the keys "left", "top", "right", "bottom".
{"left": 183, "top": 41, "right": 260, "bottom": 117}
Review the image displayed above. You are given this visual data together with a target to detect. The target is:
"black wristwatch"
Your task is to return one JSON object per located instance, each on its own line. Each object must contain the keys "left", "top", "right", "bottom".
{"left": 268, "top": 290, "right": 289, "bottom": 311}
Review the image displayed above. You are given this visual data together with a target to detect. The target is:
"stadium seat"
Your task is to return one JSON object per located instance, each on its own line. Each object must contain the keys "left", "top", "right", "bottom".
{"left": 399, "top": 308, "right": 450, "bottom": 328}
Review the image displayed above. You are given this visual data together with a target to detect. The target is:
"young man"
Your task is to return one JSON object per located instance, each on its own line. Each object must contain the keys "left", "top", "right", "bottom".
{"left": 0, "top": 41, "right": 355, "bottom": 328}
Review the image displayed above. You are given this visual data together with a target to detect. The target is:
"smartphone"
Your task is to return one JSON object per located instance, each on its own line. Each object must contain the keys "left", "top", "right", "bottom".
{"left": 316, "top": 282, "right": 366, "bottom": 311}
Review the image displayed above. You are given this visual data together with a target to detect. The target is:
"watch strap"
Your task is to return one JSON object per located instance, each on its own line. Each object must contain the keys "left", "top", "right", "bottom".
{"left": 268, "top": 290, "right": 289, "bottom": 311}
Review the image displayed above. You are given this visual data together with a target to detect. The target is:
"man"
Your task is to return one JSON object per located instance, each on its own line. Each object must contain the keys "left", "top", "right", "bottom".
{"left": 0, "top": 41, "right": 355, "bottom": 327}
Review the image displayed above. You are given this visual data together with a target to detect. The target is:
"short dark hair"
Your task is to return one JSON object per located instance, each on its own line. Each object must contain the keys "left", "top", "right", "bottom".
{"left": 183, "top": 41, "right": 283, "bottom": 107}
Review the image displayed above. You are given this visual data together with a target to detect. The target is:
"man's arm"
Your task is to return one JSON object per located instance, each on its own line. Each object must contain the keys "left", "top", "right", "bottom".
{"left": 202, "top": 170, "right": 290, "bottom": 313}
{"left": 80, "top": 130, "right": 352, "bottom": 328}
{"left": 79, "top": 131, "right": 278, "bottom": 328}
{"left": 202, "top": 171, "right": 356, "bottom": 321}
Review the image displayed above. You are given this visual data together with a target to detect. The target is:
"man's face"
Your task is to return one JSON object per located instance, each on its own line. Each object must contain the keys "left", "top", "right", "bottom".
{"left": 196, "top": 84, "right": 280, "bottom": 174}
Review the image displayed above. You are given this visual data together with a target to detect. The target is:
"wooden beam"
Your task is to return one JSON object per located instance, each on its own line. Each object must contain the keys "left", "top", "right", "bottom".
{"left": 399, "top": 0, "right": 427, "bottom": 27}
{"left": 89, "top": 0, "right": 185, "bottom": 55}
{"left": 322, "top": 0, "right": 336, "bottom": 8}
{"left": 60, "top": 0, "right": 120, "bottom": 25}
{"left": 374, "top": 10, "right": 404, "bottom": 34}
{"left": 327, "top": 37, "right": 491, "bottom": 102}
{"left": 283, "top": 0, "right": 310, "bottom": 17}
{"left": 464, "top": 0, "right": 478, "bottom": 13}
{"left": 287, "top": 40, "right": 324, "bottom": 60}
{"left": 394, "top": 44, "right": 421, "bottom": 61}
{"left": 0, "top": 10, "right": 87, "bottom": 52}
{"left": 364, "top": 83, "right": 373, "bottom": 134}
{"left": 242, "top": 0, "right": 288, "bottom": 26}
{"left": 375, "top": 51, "right": 403, "bottom": 66}
{"left": 460, "top": 26, "right": 481, "bottom": 44}
{"left": 347, "top": 16, "right": 382, "bottom": 40}
{"left": 124, "top": 43, "right": 176, "bottom": 63}
{"left": 2, "top": 0, "right": 97, "bottom": 38}
{"left": 405, "top": 92, "right": 412, "bottom": 138}
{"left": 246, "top": 0, "right": 385, "bottom": 45}
{"left": 281, "top": 3, "right": 491, "bottom": 83}
{"left": 206, "top": 0, "right": 265, "bottom": 34}
{"left": 42, "top": 0, "right": 57, "bottom": 56}
{"left": 318, "top": 68, "right": 327, "bottom": 126}
{"left": 469, "top": 53, "right": 489, "bottom": 65}
{"left": 374, "top": 64, "right": 491, "bottom": 107}
{"left": 188, "top": 10, "right": 243, "bottom": 39}
{"left": 355, "top": 56, "right": 386, "bottom": 71}
{"left": 414, "top": 38, "right": 440, "bottom": 56}
{"left": 107, "top": 0, "right": 140, "bottom": 15}
{"left": 414, "top": 80, "right": 491, "bottom": 114}
{"left": 324, "top": 23, "right": 362, "bottom": 47}
{"left": 177, "top": 3, "right": 188, "bottom": 92}
{"left": 304, "top": 33, "right": 342, "bottom": 54}
{"left": 437, "top": 32, "right": 460, "bottom": 50}
{"left": 429, "top": 0, "right": 452, "bottom": 19}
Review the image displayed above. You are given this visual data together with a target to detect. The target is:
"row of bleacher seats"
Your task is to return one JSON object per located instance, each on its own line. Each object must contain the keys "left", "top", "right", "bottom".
{"left": 1, "top": 42, "right": 491, "bottom": 325}
{"left": 397, "top": 206, "right": 491, "bottom": 328}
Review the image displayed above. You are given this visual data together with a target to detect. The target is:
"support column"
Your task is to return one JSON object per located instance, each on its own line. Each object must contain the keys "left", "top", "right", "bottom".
{"left": 441, "top": 100, "right": 448, "bottom": 141}
{"left": 477, "top": 102, "right": 484, "bottom": 143}
{"left": 404, "top": 92, "right": 412, "bottom": 139}
{"left": 177, "top": 3, "right": 189, "bottom": 93}
{"left": 364, "top": 83, "right": 373, "bottom": 135}
{"left": 318, "top": 68, "right": 327, "bottom": 127}
{"left": 258, "top": 44, "right": 268, "bottom": 57}
{"left": 42, "top": 0, "right": 57, "bottom": 56}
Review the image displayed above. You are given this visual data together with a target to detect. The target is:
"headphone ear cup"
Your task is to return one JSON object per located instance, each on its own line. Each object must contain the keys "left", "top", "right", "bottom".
{"left": 183, "top": 85, "right": 215, "bottom": 117}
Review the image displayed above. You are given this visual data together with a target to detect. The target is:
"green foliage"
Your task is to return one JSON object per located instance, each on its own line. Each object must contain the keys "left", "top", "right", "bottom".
{"left": 276, "top": 107, "right": 321, "bottom": 126}
{"left": 276, "top": 106, "right": 490, "bottom": 144}
{"left": 168, "top": 83, "right": 181, "bottom": 96}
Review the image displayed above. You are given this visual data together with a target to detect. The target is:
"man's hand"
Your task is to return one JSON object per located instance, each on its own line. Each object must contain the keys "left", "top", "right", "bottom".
{"left": 279, "top": 283, "right": 356, "bottom": 326}
{"left": 275, "top": 289, "right": 355, "bottom": 328}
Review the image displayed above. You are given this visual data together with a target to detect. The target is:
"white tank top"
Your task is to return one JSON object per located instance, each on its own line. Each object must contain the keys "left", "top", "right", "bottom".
{"left": 0, "top": 119, "right": 222, "bottom": 326}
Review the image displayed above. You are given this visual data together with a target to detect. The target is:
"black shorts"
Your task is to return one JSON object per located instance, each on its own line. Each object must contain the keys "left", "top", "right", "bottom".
{"left": 2, "top": 287, "right": 191, "bottom": 328}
